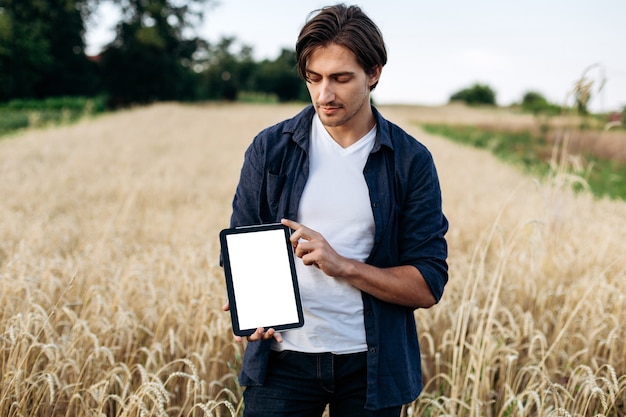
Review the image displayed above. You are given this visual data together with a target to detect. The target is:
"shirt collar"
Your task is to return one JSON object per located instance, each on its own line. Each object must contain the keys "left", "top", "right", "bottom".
{"left": 285, "top": 105, "right": 394, "bottom": 153}
{"left": 371, "top": 106, "right": 393, "bottom": 152}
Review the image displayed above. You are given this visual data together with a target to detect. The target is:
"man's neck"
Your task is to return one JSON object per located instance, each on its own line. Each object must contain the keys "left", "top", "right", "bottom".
{"left": 324, "top": 108, "right": 376, "bottom": 148}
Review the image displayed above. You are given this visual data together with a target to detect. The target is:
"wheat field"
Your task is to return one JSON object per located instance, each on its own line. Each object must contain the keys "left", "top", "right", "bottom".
{"left": 0, "top": 103, "right": 624, "bottom": 416}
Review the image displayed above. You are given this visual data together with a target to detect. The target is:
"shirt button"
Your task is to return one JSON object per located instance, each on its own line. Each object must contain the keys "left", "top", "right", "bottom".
{"left": 372, "top": 202, "right": 378, "bottom": 208}
{"left": 369, "top": 347, "right": 377, "bottom": 354}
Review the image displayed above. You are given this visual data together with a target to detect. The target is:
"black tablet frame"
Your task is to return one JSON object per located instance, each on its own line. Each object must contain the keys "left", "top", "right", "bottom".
{"left": 219, "top": 223, "right": 304, "bottom": 336}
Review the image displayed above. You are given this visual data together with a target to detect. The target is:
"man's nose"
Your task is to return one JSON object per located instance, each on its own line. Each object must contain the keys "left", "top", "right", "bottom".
{"left": 318, "top": 79, "right": 335, "bottom": 104}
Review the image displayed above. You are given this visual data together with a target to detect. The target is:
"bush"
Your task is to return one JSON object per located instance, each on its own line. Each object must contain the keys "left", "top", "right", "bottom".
{"left": 521, "top": 91, "right": 562, "bottom": 115}
{"left": 3, "top": 96, "right": 106, "bottom": 112}
{"left": 449, "top": 83, "right": 496, "bottom": 106}
{"left": 0, "top": 112, "right": 30, "bottom": 135}
{"left": 0, "top": 96, "right": 107, "bottom": 137}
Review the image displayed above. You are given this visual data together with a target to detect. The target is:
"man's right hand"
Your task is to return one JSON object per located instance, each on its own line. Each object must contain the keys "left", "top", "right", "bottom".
{"left": 222, "top": 302, "right": 284, "bottom": 343}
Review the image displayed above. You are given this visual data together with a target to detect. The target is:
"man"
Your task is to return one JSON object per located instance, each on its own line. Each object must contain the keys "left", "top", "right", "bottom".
{"left": 224, "top": 4, "right": 448, "bottom": 416}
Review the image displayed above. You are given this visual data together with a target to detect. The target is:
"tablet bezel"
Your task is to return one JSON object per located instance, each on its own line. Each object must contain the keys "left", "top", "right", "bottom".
{"left": 219, "top": 223, "right": 304, "bottom": 336}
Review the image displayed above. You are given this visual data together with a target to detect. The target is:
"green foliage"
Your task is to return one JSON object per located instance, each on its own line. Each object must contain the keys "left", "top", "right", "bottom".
{"left": 0, "top": 8, "right": 11, "bottom": 46}
{"left": 421, "top": 123, "right": 626, "bottom": 200}
{"left": 3, "top": 96, "right": 105, "bottom": 112}
{"left": 195, "top": 37, "right": 253, "bottom": 101}
{"left": 0, "top": 111, "right": 29, "bottom": 135}
{"left": 449, "top": 83, "right": 496, "bottom": 106}
{"left": 195, "top": 40, "right": 307, "bottom": 103}
{"left": 252, "top": 49, "right": 308, "bottom": 102}
{"left": 0, "top": 0, "right": 99, "bottom": 100}
{"left": 0, "top": 96, "right": 106, "bottom": 137}
{"left": 100, "top": 0, "right": 211, "bottom": 106}
{"left": 236, "top": 92, "right": 280, "bottom": 103}
{"left": 520, "top": 91, "right": 562, "bottom": 115}
{"left": 0, "top": 0, "right": 307, "bottom": 107}
{"left": 422, "top": 124, "right": 548, "bottom": 173}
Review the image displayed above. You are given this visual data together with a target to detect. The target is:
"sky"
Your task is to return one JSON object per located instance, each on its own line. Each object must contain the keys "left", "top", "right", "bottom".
{"left": 86, "top": 0, "right": 626, "bottom": 113}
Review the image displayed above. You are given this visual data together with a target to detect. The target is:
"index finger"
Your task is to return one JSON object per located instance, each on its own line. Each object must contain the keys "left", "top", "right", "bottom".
{"left": 280, "top": 219, "right": 311, "bottom": 244}
{"left": 281, "top": 218, "right": 301, "bottom": 230}
{"left": 281, "top": 218, "right": 305, "bottom": 244}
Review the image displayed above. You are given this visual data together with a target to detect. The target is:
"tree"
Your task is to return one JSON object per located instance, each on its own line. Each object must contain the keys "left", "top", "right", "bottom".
{"left": 449, "top": 83, "right": 496, "bottom": 106}
{"left": 100, "top": 0, "right": 212, "bottom": 106}
{"left": 194, "top": 41, "right": 308, "bottom": 102}
{"left": 196, "top": 37, "right": 255, "bottom": 101}
{"left": 253, "top": 49, "right": 308, "bottom": 102}
{"left": 0, "top": 0, "right": 99, "bottom": 101}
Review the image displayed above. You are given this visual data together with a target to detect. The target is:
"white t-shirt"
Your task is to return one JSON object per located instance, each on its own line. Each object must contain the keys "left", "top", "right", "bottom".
{"left": 274, "top": 114, "right": 376, "bottom": 354}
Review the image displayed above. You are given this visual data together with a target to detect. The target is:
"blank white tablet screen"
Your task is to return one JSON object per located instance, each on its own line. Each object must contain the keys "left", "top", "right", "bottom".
{"left": 226, "top": 229, "right": 300, "bottom": 330}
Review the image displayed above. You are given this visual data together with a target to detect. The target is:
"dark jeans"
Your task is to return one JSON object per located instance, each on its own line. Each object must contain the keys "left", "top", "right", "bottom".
{"left": 242, "top": 350, "right": 402, "bottom": 417}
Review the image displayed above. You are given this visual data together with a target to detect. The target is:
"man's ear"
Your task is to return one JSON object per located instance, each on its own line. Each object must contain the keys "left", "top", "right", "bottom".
{"left": 368, "top": 65, "right": 383, "bottom": 88}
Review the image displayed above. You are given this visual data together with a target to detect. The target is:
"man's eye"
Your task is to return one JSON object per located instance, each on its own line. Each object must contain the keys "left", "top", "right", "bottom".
{"left": 335, "top": 76, "right": 352, "bottom": 83}
{"left": 307, "top": 75, "right": 322, "bottom": 83}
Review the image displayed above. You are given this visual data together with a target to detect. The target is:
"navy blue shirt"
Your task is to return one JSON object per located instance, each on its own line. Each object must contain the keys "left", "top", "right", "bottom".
{"left": 228, "top": 105, "right": 448, "bottom": 410}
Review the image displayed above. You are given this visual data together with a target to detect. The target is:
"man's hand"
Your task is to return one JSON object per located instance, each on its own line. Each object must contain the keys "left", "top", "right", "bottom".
{"left": 222, "top": 302, "right": 283, "bottom": 343}
{"left": 281, "top": 219, "right": 437, "bottom": 309}
{"left": 281, "top": 218, "right": 349, "bottom": 277}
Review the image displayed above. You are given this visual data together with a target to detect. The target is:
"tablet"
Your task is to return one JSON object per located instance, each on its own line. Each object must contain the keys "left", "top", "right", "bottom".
{"left": 219, "top": 223, "right": 304, "bottom": 336}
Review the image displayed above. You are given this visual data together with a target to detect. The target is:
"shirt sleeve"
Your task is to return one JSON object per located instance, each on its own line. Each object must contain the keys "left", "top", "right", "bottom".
{"left": 400, "top": 148, "right": 449, "bottom": 302}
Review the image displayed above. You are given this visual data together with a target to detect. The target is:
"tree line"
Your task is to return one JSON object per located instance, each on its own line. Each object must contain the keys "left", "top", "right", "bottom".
{"left": 0, "top": 0, "right": 308, "bottom": 108}
{"left": 1, "top": 0, "right": 607, "bottom": 116}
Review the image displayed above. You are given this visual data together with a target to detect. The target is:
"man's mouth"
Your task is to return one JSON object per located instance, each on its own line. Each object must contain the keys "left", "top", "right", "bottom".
{"left": 318, "top": 104, "right": 342, "bottom": 114}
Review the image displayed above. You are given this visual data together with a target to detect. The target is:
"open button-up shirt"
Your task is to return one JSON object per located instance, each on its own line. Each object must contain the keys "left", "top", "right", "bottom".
{"left": 228, "top": 105, "right": 448, "bottom": 410}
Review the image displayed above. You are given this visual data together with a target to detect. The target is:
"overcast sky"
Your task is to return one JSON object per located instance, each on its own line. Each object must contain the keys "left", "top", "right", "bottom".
{"left": 86, "top": 0, "right": 626, "bottom": 112}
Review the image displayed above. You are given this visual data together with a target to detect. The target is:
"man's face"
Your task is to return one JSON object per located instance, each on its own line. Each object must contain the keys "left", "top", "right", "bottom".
{"left": 305, "top": 43, "right": 380, "bottom": 130}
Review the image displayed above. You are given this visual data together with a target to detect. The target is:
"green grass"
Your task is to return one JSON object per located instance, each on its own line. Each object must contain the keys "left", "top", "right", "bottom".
{"left": 0, "top": 96, "right": 107, "bottom": 138}
{"left": 421, "top": 123, "right": 626, "bottom": 201}
{"left": 236, "top": 91, "right": 280, "bottom": 103}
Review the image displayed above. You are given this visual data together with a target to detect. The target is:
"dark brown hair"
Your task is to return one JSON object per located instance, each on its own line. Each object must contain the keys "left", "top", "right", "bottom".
{"left": 296, "top": 4, "right": 387, "bottom": 90}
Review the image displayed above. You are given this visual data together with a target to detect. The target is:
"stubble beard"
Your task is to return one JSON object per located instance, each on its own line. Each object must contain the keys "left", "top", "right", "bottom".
{"left": 316, "top": 90, "right": 370, "bottom": 128}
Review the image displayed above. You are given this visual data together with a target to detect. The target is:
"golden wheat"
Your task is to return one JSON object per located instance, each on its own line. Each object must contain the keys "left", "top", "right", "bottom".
{"left": 0, "top": 103, "right": 624, "bottom": 416}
